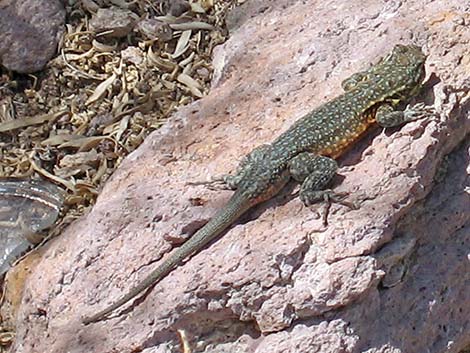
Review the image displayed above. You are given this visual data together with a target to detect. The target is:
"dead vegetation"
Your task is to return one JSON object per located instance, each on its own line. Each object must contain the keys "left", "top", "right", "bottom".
{"left": 0, "top": 0, "right": 238, "bottom": 226}
{"left": 0, "top": 0, "right": 240, "bottom": 348}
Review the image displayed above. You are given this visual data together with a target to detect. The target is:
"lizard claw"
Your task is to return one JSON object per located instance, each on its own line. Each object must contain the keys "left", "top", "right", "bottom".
{"left": 186, "top": 177, "right": 232, "bottom": 191}
{"left": 301, "top": 189, "right": 357, "bottom": 208}
{"left": 403, "top": 103, "right": 438, "bottom": 122}
{"left": 303, "top": 189, "right": 358, "bottom": 226}
{"left": 323, "top": 191, "right": 359, "bottom": 210}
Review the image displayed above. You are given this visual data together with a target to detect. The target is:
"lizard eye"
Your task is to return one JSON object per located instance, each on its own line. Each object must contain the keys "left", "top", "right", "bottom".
{"left": 394, "top": 44, "right": 407, "bottom": 53}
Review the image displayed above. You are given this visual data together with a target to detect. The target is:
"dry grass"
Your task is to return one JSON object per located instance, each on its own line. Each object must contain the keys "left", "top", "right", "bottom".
{"left": 0, "top": 0, "right": 239, "bottom": 347}
{"left": 0, "top": 0, "right": 237, "bottom": 230}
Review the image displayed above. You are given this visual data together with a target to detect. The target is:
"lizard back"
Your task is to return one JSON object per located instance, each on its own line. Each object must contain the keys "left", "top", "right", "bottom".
{"left": 271, "top": 44, "right": 426, "bottom": 160}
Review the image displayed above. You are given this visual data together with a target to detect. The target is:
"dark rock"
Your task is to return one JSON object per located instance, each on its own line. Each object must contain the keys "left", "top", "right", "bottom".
{"left": 0, "top": 0, "right": 65, "bottom": 73}
{"left": 137, "top": 18, "right": 173, "bottom": 42}
{"left": 169, "top": 0, "right": 191, "bottom": 17}
{"left": 89, "top": 7, "right": 139, "bottom": 38}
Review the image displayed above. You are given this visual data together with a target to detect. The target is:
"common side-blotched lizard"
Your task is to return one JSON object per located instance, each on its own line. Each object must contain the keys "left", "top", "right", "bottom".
{"left": 83, "top": 44, "right": 431, "bottom": 324}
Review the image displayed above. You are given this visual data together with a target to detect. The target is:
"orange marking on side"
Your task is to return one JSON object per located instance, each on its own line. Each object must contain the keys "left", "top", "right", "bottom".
{"left": 316, "top": 117, "right": 377, "bottom": 159}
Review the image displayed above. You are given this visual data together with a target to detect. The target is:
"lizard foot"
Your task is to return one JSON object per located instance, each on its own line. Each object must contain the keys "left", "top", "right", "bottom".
{"left": 403, "top": 103, "right": 438, "bottom": 122}
{"left": 302, "top": 189, "right": 358, "bottom": 226}
{"left": 187, "top": 177, "right": 233, "bottom": 191}
{"left": 321, "top": 191, "right": 358, "bottom": 226}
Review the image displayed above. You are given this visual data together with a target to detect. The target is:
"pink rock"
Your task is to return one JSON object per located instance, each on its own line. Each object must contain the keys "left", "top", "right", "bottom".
{"left": 10, "top": 0, "right": 469, "bottom": 352}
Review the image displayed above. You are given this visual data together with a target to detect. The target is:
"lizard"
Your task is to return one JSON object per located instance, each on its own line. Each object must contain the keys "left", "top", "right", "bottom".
{"left": 82, "top": 44, "right": 431, "bottom": 324}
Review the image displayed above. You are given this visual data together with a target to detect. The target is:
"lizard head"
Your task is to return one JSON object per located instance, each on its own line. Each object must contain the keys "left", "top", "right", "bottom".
{"left": 382, "top": 44, "right": 426, "bottom": 89}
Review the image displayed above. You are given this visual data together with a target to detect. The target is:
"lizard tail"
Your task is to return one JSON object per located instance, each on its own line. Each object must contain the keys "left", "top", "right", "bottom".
{"left": 82, "top": 191, "right": 253, "bottom": 325}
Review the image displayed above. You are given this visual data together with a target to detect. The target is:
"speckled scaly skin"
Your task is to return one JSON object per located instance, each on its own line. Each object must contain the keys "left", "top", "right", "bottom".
{"left": 83, "top": 44, "right": 429, "bottom": 324}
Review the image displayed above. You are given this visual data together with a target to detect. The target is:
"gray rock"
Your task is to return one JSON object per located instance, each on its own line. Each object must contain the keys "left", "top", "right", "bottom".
{"left": 0, "top": 179, "right": 64, "bottom": 276}
{"left": 169, "top": 0, "right": 190, "bottom": 17}
{"left": 0, "top": 0, "right": 65, "bottom": 73}
{"left": 137, "top": 18, "right": 173, "bottom": 42}
{"left": 89, "top": 7, "right": 139, "bottom": 38}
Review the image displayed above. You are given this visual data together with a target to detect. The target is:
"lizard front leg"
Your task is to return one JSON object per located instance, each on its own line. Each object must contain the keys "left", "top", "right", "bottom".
{"left": 375, "top": 102, "right": 435, "bottom": 127}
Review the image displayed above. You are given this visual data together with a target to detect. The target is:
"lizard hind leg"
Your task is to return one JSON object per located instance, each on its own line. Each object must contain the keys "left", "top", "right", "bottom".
{"left": 223, "top": 143, "right": 273, "bottom": 188}
{"left": 289, "top": 153, "right": 357, "bottom": 225}
{"left": 188, "top": 144, "right": 272, "bottom": 191}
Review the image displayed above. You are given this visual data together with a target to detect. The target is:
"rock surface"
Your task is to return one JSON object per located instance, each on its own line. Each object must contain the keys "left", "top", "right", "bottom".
{"left": 0, "top": 0, "right": 65, "bottom": 73}
{"left": 7, "top": 0, "right": 470, "bottom": 352}
{"left": 89, "top": 7, "right": 139, "bottom": 38}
